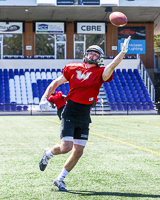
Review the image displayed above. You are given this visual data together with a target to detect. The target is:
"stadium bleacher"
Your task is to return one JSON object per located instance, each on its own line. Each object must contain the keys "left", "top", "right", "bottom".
{"left": 103, "top": 69, "right": 154, "bottom": 111}
{"left": 0, "top": 68, "right": 154, "bottom": 112}
{"left": 14, "top": 68, "right": 67, "bottom": 111}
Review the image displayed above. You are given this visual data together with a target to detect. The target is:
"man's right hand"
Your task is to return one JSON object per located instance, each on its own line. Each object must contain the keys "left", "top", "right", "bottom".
{"left": 39, "top": 98, "right": 51, "bottom": 111}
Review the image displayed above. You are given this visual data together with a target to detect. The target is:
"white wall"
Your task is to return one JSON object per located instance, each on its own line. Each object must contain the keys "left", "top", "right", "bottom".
{"left": 0, "top": 58, "right": 140, "bottom": 70}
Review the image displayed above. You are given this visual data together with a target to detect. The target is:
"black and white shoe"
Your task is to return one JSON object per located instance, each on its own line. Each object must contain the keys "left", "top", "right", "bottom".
{"left": 39, "top": 149, "right": 50, "bottom": 171}
{"left": 53, "top": 179, "right": 68, "bottom": 192}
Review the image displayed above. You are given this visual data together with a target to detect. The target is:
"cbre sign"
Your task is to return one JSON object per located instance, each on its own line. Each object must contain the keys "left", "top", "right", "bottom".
{"left": 77, "top": 23, "right": 106, "bottom": 34}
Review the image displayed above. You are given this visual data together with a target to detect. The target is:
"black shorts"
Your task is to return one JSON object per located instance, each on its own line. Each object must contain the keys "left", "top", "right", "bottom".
{"left": 60, "top": 118, "right": 89, "bottom": 140}
{"left": 57, "top": 105, "right": 65, "bottom": 120}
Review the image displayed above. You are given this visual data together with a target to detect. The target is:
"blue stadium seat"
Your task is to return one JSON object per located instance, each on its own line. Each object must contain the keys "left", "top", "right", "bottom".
{"left": 5, "top": 105, "right": 10, "bottom": 111}
{"left": 149, "top": 104, "right": 154, "bottom": 109}
{"left": 23, "top": 106, "right": 28, "bottom": 111}
{"left": 137, "top": 104, "right": 143, "bottom": 110}
{"left": 11, "top": 104, "right": 16, "bottom": 111}
{"left": 14, "top": 69, "right": 19, "bottom": 75}
{"left": 57, "top": 69, "right": 62, "bottom": 72}
{"left": 143, "top": 104, "right": 149, "bottom": 110}
{"left": 116, "top": 69, "right": 121, "bottom": 74}
{"left": 43, "top": 80, "right": 48, "bottom": 91}
{"left": 48, "top": 79, "right": 52, "bottom": 85}
{"left": 0, "top": 105, "right": 4, "bottom": 111}
{"left": 130, "top": 104, "right": 136, "bottom": 110}
{"left": 20, "top": 69, "right": 24, "bottom": 75}
{"left": 32, "top": 83, "right": 38, "bottom": 98}
{"left": 17, "top": 106, "right": 22, "bottom": 111}
{"left": 110, "top": 104, "right": 117, "bottom": 111}
{"left": 117, "top": 104, "right": 123, "bottom": 110}
{"left": 122, "top": 69, "right": 126, "bottom": 74}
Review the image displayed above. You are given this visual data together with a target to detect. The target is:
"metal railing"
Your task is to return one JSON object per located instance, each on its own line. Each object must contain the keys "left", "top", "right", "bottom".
{"left": 138, "top": 59, "right": 155, "bottom": 102}
{"left": 91, "top": 102, "right": 158, "bottom": 115}
{"left": 0, "top": 102, "right": 159, "bottom": 115}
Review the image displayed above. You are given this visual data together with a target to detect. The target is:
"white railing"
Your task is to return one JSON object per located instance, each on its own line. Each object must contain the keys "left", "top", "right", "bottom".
{"left": 138, "top": 59, "right": 155, "bottom": 102}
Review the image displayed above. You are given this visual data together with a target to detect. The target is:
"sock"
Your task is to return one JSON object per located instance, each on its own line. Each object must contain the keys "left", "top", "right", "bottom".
{"left": 57, "top": 167, "right": 69, "bottom": 182}
{"left": 46, "top": 149, "right": 54, "bottom": 158}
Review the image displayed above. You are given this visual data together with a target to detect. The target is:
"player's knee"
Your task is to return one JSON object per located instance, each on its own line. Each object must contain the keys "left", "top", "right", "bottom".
{"left": 61, "top": 143, "right": 72, "bottom": 154}
{"left": 73, "top": 149, "right": 83, "bottom": 159}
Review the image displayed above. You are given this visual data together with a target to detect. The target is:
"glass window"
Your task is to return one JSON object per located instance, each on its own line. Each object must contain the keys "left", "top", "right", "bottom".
{"left": 3, "top": 34, "right": 22, "bottom": 55}
{"left": 56, "top": 35, "right": 66, "bottom": 42}
{"left": 86, "top": 34, "right": 105, "bottom": 52}
{"left": 56, "top": 43, "right": 65, "bottom": 59}
{"left": 75, "top": 34, "right": 84, "bottom": 41}
{"left": 74, "top": 34, "right": 105, "bottom": 59}
{"left": 35, "top": 34, "right": 55, "bottom": 55}
{"left": 75, "top": 43, "right": 84, "bottom": 59}
{"left": 35, "top": 34, "right": 66, "bottom": 59}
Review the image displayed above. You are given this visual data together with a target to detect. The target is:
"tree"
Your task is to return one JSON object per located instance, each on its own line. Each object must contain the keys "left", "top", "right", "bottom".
{"left": 3, "top": 34, "right": 22, "bottom": 55}
{"left": 154, "top": 34, "right": 160, "bottom": 57}
{"left": 35, "top": 34, "right": 55, "bottom": 55}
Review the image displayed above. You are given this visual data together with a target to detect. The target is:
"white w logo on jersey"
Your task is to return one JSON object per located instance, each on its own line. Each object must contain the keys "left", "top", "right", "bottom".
{"left": 76, "top": 70, "right": 92, "bottom": 80}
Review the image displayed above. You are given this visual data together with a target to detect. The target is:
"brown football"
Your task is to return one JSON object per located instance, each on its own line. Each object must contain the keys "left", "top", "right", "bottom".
{"left": 109, "top": 12, "right": 127, "bottom": 27}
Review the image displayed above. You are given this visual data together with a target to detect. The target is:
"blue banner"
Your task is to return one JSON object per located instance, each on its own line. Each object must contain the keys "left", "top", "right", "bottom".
{"left": 118, "top": 39, "right": 146, "bottom": 54}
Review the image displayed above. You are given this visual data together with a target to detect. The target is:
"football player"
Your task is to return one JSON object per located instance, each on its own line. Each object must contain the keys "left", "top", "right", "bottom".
{"left": 39, "top": 36, "right": 131, "bottom": 191}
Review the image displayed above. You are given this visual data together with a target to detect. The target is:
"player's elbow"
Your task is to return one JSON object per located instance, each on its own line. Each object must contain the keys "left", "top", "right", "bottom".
{"left": 102, "top": 67, "right": 114, "bottom": 81}
{"left": 102, "top": 74, "right": 112, "bottom": 82}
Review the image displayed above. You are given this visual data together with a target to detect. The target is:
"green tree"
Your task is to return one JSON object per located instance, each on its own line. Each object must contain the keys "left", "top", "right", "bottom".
{"left": 154, "top": 34, "right": 160, "bottom": 57}
{"left": 86, "top": 35, "right": 105, "bottom": 53}
{"left": 35, "top": 34, "right": 54, "bottom": 55}
{"left": 3, "top": 34, "right": 22, "bottom": 55}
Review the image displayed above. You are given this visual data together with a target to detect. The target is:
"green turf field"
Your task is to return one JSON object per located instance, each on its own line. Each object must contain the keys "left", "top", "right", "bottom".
{"left": 0, "top": 115, "right": 160, "bottom": 200}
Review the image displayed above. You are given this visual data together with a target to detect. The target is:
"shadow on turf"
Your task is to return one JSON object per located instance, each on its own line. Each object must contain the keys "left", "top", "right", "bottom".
{"left": 66, "top": 191, "right": 160, "bottom": 198}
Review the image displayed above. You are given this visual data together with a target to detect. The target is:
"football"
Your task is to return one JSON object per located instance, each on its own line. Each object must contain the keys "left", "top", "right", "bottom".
{"left": 109, "top": 12, "right": 127, "bottom": 27}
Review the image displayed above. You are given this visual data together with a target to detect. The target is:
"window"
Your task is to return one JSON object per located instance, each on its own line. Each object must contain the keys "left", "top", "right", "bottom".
{"left": 74, "top": 34, "right": 105, "bottom": 59}
{"left": 3, "top": 34, "right": 22, "bottom": 55}
{"left": 35, "top": 34, "right": 66, "bottom": 59}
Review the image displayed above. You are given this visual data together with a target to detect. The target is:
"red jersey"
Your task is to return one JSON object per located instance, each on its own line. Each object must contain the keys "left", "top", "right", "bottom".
{"left": 48, "top": 91, "right": 66, "bottom": 109}
{"left": 63, "top": 63, "right": 113, "bottom": 104}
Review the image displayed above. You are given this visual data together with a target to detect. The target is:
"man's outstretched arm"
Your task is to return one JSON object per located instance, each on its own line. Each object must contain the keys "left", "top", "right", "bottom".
{"left": 102, "top": 36, "right": 131, "bottom": 82}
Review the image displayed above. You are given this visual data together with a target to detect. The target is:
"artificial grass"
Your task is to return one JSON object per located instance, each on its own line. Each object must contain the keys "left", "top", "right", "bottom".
{"left": 0, "top": 115, "right": 160, "bottom": 200}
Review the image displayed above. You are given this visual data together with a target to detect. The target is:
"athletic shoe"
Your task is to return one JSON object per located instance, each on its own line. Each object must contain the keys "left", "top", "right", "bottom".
{"left": 39, "top": 149, "right": 50, "bottom": 171}
{"left": 53, "top": 179, "right": 68, "bottom": 192}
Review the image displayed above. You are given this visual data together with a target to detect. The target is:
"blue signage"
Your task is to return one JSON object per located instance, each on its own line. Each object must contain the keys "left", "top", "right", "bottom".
{"left": 118, "top": 26, "right": 146, "bottom": 54}
{"left": 118, "top": 39, "right": 145, "bottom": 54}
{"left": 38, "top": 24, "right": 48, "bottom": 30}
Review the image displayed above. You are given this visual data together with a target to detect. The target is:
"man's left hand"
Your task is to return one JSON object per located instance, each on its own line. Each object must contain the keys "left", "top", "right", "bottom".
{"left": 121, "top": 36, "right": 131, "bottom": 53}
{"left": 39, "top": 98, "right": 51, "bottom": 111}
